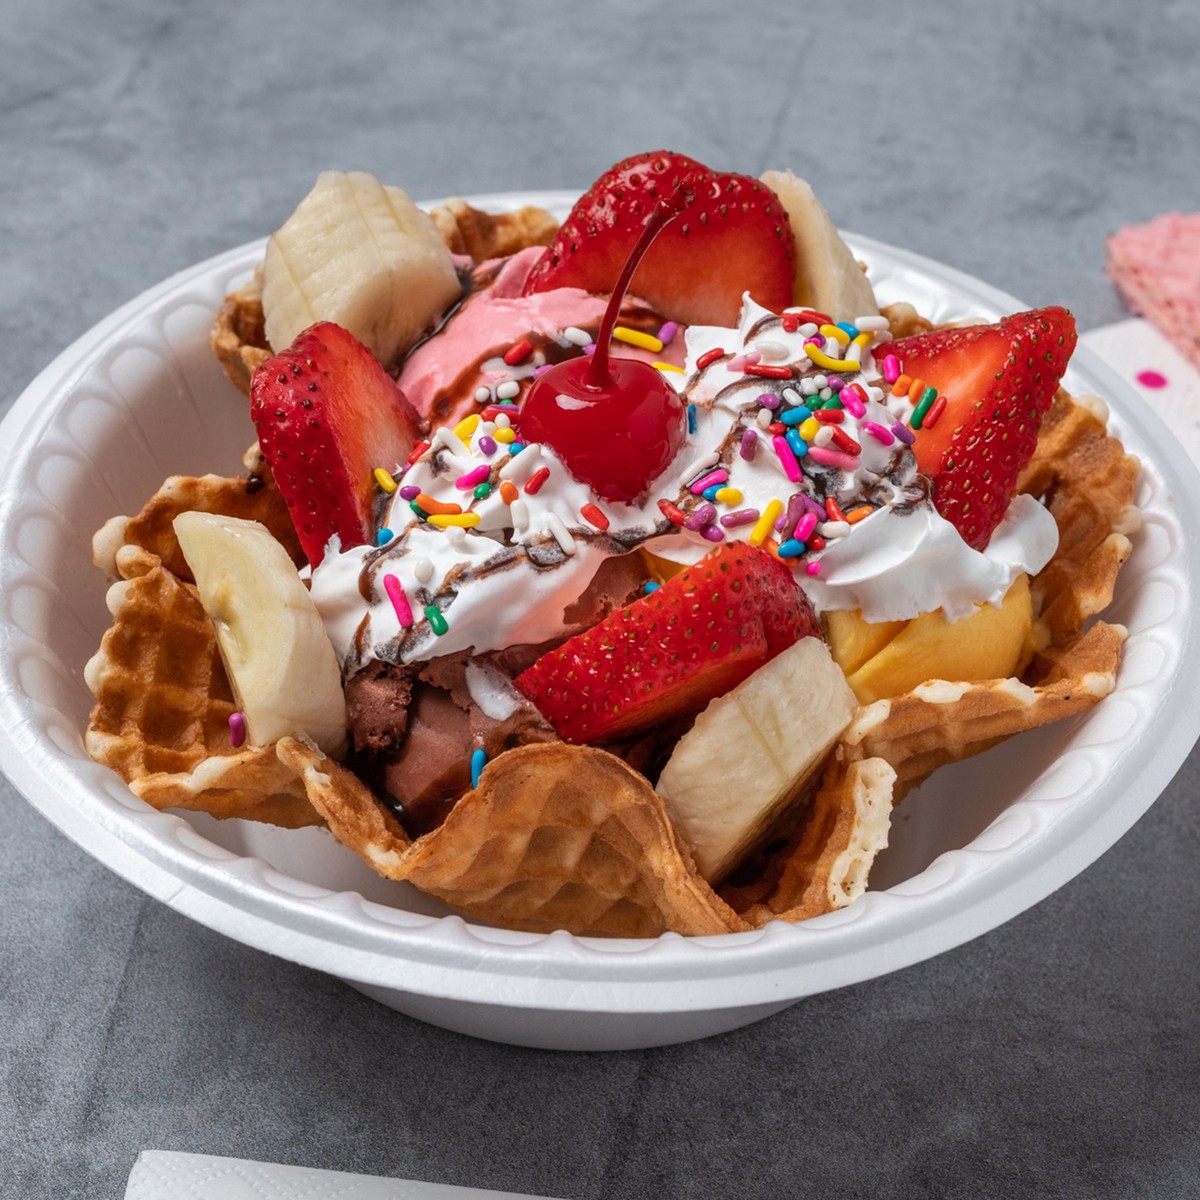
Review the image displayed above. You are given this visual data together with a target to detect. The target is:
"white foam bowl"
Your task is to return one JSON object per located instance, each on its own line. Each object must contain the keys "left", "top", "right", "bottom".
{"left": 3, "top": 192, "right": 1198, "bottom": 1051}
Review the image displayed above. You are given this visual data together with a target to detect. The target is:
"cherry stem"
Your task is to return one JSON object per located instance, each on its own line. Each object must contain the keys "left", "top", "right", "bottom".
{"left": 585, "top": 180, "right": 694, "bottom": 391}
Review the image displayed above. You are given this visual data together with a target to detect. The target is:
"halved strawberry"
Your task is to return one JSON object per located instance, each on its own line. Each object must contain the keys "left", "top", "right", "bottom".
{"left": 249, "top": 322, "right": 422, "bottom": 566}
{"left": 895, "top": 306, "right": 1078, "bottom": 550}
{"left": 514, "top": 542, "right": 820, "bottom": 743}
{"left": 521, "top": 150, "right": 795, "bottom": 327}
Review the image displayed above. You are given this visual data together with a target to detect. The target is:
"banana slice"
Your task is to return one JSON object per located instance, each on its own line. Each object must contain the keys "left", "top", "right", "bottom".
{"left": 173, "top": 512, "right": 347, "bottom": 756}
{"left": 761, "top": 169, "right": 880, "bottom": 320}
{"left": 656, "top": 636, "right": 857, "bottom": 883}
{"left": 261, "top": 170, "right": 462, "bottom": 366}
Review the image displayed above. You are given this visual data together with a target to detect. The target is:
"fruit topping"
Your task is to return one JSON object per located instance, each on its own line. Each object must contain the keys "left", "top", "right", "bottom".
{"left": 250, "top": 322, "right": 422, "bottom": 567}
{"left": 261, "top": 170, "right": 462, "bottom": 367}
{"left": 519, "top": 189, "right": 689, "bottom": 503}
{"left": 895, "top": 306, "right": 1078, "bottom": 550}
{"left": 522, "top": 150, "right": 795, "bottom": 327}
{"left": 514, "top": 542, "right": 821, "bottom": 743}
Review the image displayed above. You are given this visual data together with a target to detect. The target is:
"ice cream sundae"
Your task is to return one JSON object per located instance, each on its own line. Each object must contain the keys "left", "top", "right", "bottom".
{"left": 83, "top": 152, "right": 1141, "bottom": 936}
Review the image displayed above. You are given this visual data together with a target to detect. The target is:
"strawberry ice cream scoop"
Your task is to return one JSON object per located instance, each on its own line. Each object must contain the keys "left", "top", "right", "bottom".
{"left": 396, "top": 247, "right": 685, "bottom": 429}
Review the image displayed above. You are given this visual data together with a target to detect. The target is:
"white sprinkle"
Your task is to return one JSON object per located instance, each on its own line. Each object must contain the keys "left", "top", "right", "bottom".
{"left": 818, "top": 388, "right": 833, "bottom": 401}
{"left": 814, "top": 426, "right": 836, "bottom": 448}
{"left": 493, "top": 412, "right": 512, "bottom": 429}
{"left": 873, "top": 329, "right": 894, "bottom": 345}
{"left": 563, "top": 326, "right": 592, "bottom": 347}
{"left": 679, "top": 450, "right": 719, "bottom": 488}
{"left": 496, "top": 380, "right": 521, "bottom": 401}
{"left": 845, "top": 342, "right": 864, "bottom": 364}
{"left": 812, "top": 374, "right": 828, "bottom": 389}
{"left": 473, "top": 386, "right": 492, "bottom": 404}
{"left": 444, "top": 524, "right": 468, "bottom": 549}
{"left": 854, "top": 315, "right": 890, "bottom": 332}
{"left": 781, "top": 387, "right": 803, "bottom": 407}
{"left": 798, "top": 322, "right": 819, "bottom": 338}
{"left": 434, "top": 426, "right": 469, "bottom": 456}
{"left": 800, "top": 376, "right": 819, "bottom": 397}
{"left": 818, "top": 520, "right": 850, "bottom": 539}
{"left": 754, "top": 338, "right": 788, "bottom": 361}
{"left": 545, "top": 512, "right": 576, "bottom": 556}
{"left": 413, "top": 557, "right": 434, "bottom": 583}
{"left": 499, "top": 443, "right": 541, "bottom": 481}
{"left": 755, "top": 407, "right": 773, "bottom": 429}
{"left": 510, "top": 497, "right": 529, "bottom": 533}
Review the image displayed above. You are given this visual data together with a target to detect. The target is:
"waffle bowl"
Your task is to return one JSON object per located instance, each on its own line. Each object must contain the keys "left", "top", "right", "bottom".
{"left": 3, "top": 192, "right": 1199, "bottom": 1050}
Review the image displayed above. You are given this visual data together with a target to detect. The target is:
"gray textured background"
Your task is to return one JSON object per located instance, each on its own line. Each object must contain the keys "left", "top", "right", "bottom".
{"left": 3, "top": 1, "right": 1199, "bottom": 1197}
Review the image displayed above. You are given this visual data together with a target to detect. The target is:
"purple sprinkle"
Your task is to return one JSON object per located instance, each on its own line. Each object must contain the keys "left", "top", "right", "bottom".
{"left": 699, "top": 523, "right": 726, "bottom": 543}
{"left": 658, "top": 321, "right": 679, "bottom": 345}
{"left": 827, "top": 375, "right": 844, "bottom": 391}
{"left": 584, "top": 343, "right": 596, "bottom": 355}
{"left": 801, "top": 494, "right": 827, "bottom": 519}
{"left": 891, "top": 420, "right": 917, "bottom": 446}
{"left": 399, "top": 484, "right": 422, "bottom": 501}
{"left": 805, "top": 336, "right": 825, "bottom": 351}
{"left": 720, "top": 507, "right": 761, "bottom": 528}
{"left": 478, "top": 435, "right": 497, "bottom": 456}
{"left": 757, "top": 391, "right": 780, "bottom": 410}
{"left": 532, "top": 363, "right": 554, "bottom": 379}
{"left": 740, "top": 429, "right": 758, "bottom": 461}
{"left": 685, "top": 502, "right": 718, "bottom": 531}
{"left": 228, "top": 712, "right": 247, "bottom": 749}
{"left": 778, "top": 492, "right": 805, "bottom": 539}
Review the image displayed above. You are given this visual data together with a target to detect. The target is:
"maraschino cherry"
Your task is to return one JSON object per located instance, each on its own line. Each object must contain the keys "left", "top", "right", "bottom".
{"left": 519, "top": 192, "right": 690, "bottom": 504}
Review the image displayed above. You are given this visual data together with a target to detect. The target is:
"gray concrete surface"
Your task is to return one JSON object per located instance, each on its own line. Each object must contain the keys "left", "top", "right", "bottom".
{"left": 2, "top": 1, "right": 1198, "bottom": 1197}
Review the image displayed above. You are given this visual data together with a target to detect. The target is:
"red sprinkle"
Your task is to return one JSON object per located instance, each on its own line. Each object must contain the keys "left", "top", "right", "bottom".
{"left": 922, "top": 395, "right": 948, "bottom": 428}
{"left": 813, "top": 408, "right": 845, "bottom": 424}
{"left": 696, "top": 347, "right": 725, "bottom": 370}
{"left": 825, "top": 497, "right": 848, "bottom": 523}
{"left": 658, "top": 498, "right": 687, "bottom": 526}
{"left": 503, "top": 338, "right": 534, "bottom": 366}
{"left": 767, "top": 421, "right": 787, "bottom": 436}
{"left": 524, "top": 467, "right": 551, "bottom": 495}
{"left": 581, "top": 502, "right": 609, "bottom": 530}
{"left": 406, "top": 440, "right": 431, "bottom": 464}
{"left": 830, "top": 428, "right": 862, "bottom": 455}
{"left": 808, "top": 534, "right": 826, "bottom": 552}
{"left": 482, "top": 405, "right": 519, "bottom": 424}
{"left": 743, "top": 363, "right": 794, "bottom": 380}
{"left": 780, "top": 313, "right": 801, "bottom": 333}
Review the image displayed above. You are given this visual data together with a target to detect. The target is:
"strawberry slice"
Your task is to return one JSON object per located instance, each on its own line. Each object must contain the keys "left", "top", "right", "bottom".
{"left": 895, "top": 306, "right": 1078, "bottom": 550}
{"left": 514, "top": 542, "right": 820, "bottom": 743}
{"left": 250, "top": 322, "right": 422, "bottom": 567}
{"left": 521, "top": 150, "right": 795, "bottom": 327}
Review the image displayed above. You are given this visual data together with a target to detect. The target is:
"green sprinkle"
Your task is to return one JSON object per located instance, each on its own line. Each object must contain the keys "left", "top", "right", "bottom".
{"left": 910, "top": 386, "right": 939, "bottom": 429}
{"left": 409, "top": 500, "right": 428, "bottom": 519}
{"left": 821, "top": 396, "right": 844, "bottom": 410}
{"left": 425, "top": 605, "right": 448, "bottom": 636}
{"left": 473, "top": 482, "right": 492, "bottom": 500}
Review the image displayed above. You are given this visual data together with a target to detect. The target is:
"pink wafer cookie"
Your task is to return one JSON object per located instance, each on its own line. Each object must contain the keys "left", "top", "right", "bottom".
{"left": 1107, "top": 212, "right": 1200, "bottom": 370}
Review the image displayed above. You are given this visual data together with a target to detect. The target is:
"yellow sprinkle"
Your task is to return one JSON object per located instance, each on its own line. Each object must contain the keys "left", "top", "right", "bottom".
{"left": 852, "top": 331, "right": 874, "bottom": 348}
{"left": 653, "top": 360, "right": 685, "bottom": 374}
{"left": 799, "top": 417, "right": 821, "bottom": 441}
{"left": 427, "top": 512, "right": 482, "bottom": 528}
{"left": 373, "top": 467, "right": 398, "bottom": 493}
{"left": 493, "top": 426, "right": 516, "bottom": 443}
{"left": 750, "top": 499, "right": 783, "bottom": 547}
{"left": 453, "top": 413, "right": 481, "bottom": 441}
{"left": 806, "top": 344, "right": 859, "bottom": 372}
{"left": 714, "top": 486, "right": 743, "bottom": 506}
{"left": 819, "top": 323, "right": 850, "bottom": 346}
{"left": 613, "top": 326, "right": 665, "bottom": 353}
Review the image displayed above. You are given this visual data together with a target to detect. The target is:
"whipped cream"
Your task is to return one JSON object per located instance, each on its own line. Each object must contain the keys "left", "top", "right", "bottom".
{"left": 310, "top": 293, "right": 1058, "bottom": 672}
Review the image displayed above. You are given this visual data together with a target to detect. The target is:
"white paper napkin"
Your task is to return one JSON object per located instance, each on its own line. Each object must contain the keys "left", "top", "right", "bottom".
{"left": 1081, "top": 316, "right": 1200, "bottom": 467}
{"left": 125, "top": 1151, "right": 569, "bottom": 1200}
